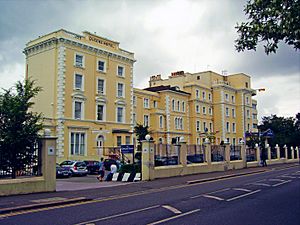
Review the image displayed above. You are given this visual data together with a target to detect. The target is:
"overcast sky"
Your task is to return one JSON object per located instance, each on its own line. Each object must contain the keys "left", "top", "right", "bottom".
{"left": 0, "top": 0, "right": 299, "bottom": 121}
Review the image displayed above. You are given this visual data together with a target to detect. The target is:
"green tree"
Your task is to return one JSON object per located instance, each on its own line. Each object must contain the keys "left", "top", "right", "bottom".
{"left": 258, "top": 114, "right": 300, "bottom": 147}
{"left": 0, "top": 79, "right": 43, "bottom": 179}
{"left": 235, "top": 0, "right": 300, "bottom": 54}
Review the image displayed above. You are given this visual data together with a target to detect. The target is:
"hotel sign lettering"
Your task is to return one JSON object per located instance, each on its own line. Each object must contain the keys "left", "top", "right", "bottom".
{"left": 88, "top": 36, "right": 115, "bottom": 48}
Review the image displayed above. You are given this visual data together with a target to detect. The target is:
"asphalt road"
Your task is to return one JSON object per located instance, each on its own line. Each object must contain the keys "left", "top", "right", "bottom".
{"left": 1, "top": 166, "right": 299, "bottom": 225}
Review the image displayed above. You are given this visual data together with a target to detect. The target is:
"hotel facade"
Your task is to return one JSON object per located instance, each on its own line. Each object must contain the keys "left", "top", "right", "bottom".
{"left": 24, "top": 29, "right": 258, "bottom": 162}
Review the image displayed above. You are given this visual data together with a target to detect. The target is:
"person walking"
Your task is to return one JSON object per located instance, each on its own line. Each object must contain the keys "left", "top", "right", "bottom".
{"left": 261, "top": 149, "right": 267, "bottom": 167}
{"left": 97, "top": 158, "right": 105, "bottom": 182}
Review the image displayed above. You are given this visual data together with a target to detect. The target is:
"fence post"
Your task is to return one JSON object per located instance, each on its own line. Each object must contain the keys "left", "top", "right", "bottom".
{"left": 266, "top": 144, "right": 271, "bottom": 161}
{"left": 225, "top": 143, "right": 230, "bottom": 163}
{"left": 141, "top": 136, "right": 155, "bottom": 181}
{"left": 284, "top": 145, "right": 288, "bottom": 161}
{"left": 240, "top": 142, "right": 247, "bottom": 168}
{"left": 179, "top": 138, "right": 187, "bottom": 166}
{"left": 204, "top": 142, "right": 211, "bottom": 165}
{"left": 290, "top": 147, "right": 294, "bottom": 159}
{"left": 39, "top": 136, "right": 57, "bottom": 192}
{"left": 276, "top": 144, "right": 280, "bottom": 160}
{"left": 255, "top": 144, "right": 261, "bottom": 164}
{"left": 295, "top": 147, "right": 299, "bottom": 159}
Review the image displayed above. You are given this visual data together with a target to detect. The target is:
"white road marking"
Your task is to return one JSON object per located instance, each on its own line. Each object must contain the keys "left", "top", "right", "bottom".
{"left": 272, "top": 180, "right": 291, "bottom": 187}
{"left": 162, "top": 205, "right": 182, "bottom": 214}
{"left": 226, "top": 189, "right": 261, "bottom": 202}
{"left": 249, "top": 182, "right": 271, "bottom": 187}
{"left": 147, "top": 209, "right": 200, "bottom": 225}
{"left": 278, "top": 175, "right": 296, "bottom": 179}
{"left": 190, "top": 188, "right": 230, "bottom": 199}
{"left": 233, "top": 188, "right": 252, "bottom": 192}
{"left": 74, "top": 205, "right": 160, "bottom": 225}
{"left": 202, "top": 194, "right": 224, "bottom": 201}
{"left": 269, "top": 178, "right": 287, "bottom": 182}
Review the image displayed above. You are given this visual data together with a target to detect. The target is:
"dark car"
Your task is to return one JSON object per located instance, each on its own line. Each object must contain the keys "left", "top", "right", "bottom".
{"left": 84, "top": 160, "right": 100, "bottom": 174}
{"left": 56, "top": 163, "right": 71, "bottom": 178}
{"left": 103, "top": 159, "right": 120, "bottom": 171}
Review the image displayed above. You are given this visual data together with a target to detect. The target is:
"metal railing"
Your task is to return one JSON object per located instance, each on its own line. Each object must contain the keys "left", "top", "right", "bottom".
{"left": 0, "top": 141, "right": 42, "bottom": 179}
{"left": 230, "top": 145, "right": 242, "bottom": 161}
{"left": 154, "top": 144, "right": 179, "bottom": 167}
{"left": 211, "top": 145, "right": 225, "bottom": 162}
{"left": 187, "top": 145, "right": 206, "bottom": 164}
{"left": 246, "top": 147, "right": 257, "bottom": 162}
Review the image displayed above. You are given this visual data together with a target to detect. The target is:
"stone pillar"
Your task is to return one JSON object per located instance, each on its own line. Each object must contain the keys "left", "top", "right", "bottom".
{"left": 284, "top": 145, "right": 288, "bottom": 160}
{"left": 267, "top": 144, "right": 271, "bottom": 160}
{"left": 141, "top": 140, "right": 155, "bottom": 181}
{"left": 295, "top": 147, "right": 299, "bottom": 159}
{"left": 40, "top": 136, "right": 57, "bottom": 192}
{"left": 275, "top": 144, "right": 280, "bottom": 159}
{"left": 205, "top": 142, "right": 211, "bottom": 165}
{"left": 225, "top": 143, "right": 230, "bottom": 163}
{"left": 240, "top": 143, "right": 247, "bottom": 168}
{"left": 178, "top": 141, "right": 187, "bottom": 166}
{"left": 291, "top": 147, "right": 294, "bottom": 159}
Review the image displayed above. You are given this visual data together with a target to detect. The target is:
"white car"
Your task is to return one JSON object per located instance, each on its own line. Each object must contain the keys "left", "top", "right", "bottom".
{"left": 60, "top": 160, "right": 88, "bottom": 176}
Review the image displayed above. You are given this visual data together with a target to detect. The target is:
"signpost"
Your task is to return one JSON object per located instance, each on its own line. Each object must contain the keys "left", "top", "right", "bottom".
{"left": 121, "top": 145, "right": 134, "bottom": 163}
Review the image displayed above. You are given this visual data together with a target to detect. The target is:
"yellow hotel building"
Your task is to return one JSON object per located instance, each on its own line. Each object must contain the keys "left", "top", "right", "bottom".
{"left": 24, "top": 29, "right": 258, "bottom": 162}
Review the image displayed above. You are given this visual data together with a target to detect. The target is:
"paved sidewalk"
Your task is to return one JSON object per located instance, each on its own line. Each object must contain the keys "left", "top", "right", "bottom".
{"left": 0, "top": 163, "right": 298, "bottom": 214}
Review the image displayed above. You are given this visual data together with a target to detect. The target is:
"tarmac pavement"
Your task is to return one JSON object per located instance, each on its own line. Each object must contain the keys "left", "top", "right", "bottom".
{"left": 0, "top": 163, "right": 298, "bottom": 215}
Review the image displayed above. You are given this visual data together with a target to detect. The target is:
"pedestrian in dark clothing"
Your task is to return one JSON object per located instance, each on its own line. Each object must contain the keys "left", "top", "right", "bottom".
{"left": 261, "top": 149, "right": 267, "bottom": 167}
{"left": 97, "top": 157, "right": 105, "bottom": 182}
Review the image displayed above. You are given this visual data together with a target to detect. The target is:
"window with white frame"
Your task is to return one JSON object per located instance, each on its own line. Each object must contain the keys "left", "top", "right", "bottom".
{"left": 117, "top": 83, "right": 124, "bottom": 97}
{"left": 232, "top": 138, "right": 236, "bottom": 145}
{"left": 175, "top": 117, "right": 183, "bottom": 130}
{"left": 133, "top": 95, "right": 137, "bottom": 106}
{"left": 153, "top": 100, "right": 157, "bottom": 108}
{"left": 203, "top": 122, "right": 207, "bottom": 132}
{"left": 97, "top": 78, "right": 105, "bottom": 95}
{"left": 182, "top": 101, "right": 185, "bottom": 112}
{"left": 74, "top": 101, "right": 83, "bottom": 120}
{"left": 143, "top": 115, "right": 149, "bottom": 127}
{"left": 196, "top": 120, "right": 200, "bottom": 132}
{"left": 74, "top": 73, "right": 83, "bottom": 90}
{"left": 196, "top": 89, "right": 200, "bottom": 98}
{"left": 246, "top": 96, "right": 249, "bottom": 105}
{"left": 177, "top": 101, "right": 180, "bottom": 111}
{"left": 172, "top": 99, "right": 175, "bottom": 111}
{"left": 116, "top": 106, "right": 124, "bottom": 123}
{"left": 144, "top": 98, "right": 149, "bottom": 108}
{"left": 232, "top": 122, "right": 236, "bottom": 133}
{"left": 133, "top": 113, "right": 136, "bottom": 126}
{"left": 203, "top": 106, "right": 206, "bottom": 114}
{"left": 159, "top": 115, "right": 163, "bottom": 128}
{"left": 70, "top": 132, "right": 85, "bottom": 155}
{"left": 231, "top": 95, "right": 235, "bottom": 103}
{"left": 232, "top": 108, "right": 236, "bottom": 118}
{"left": 117, "top": 65, "right": 125, "bottom": 77}
{"left": 202, "top": 91, "right": 206, "bottom": 100}
{"left": 175, "top": 118, "right": 178, "bottom": 129}
{"left": 209, "top": 107, "right": 212, "bottom": 115}
{"left": 226, "top": 122, "right": 230, "bottom": 132}
{"left": 226, "top": 107, "right": 229, "bottom": 117}
{"left": 96, "top": 104, "right": 105, "bottom": 121}
{"left": 196, "top": 104, "right": 200, "bottom": 113}
{"left": 97, "top": 60, "right": 106, "bottom": 72}
{"left": 209, "top": 122, "right": 213, "bottom": 132}
{"left": 208, "top": 93, "right": 212, "bottom": 101}
{"left": 117, "top": 136, "right": 122, "bottom": 146}
{"left": 75, "top": 54, "right": 84, "bottom": 67}
{"left": 225, "top": 93, "right": 229, "bottom": 101}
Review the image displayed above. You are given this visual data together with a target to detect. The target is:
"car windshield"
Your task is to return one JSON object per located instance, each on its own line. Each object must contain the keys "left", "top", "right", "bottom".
{"left": 60, "top": 161, "right": 73, "bottom": 166}
{"left": 76, "top": 162, "right": 86, "bottom": 167}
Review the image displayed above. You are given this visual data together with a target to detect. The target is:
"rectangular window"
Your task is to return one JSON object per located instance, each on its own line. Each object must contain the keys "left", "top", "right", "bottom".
{"left": 246, "top": 96, "right": 249, "bottom": 105}
{"left": 117, "top": 65, "right": 124, "bottom": 77}
{"left": 226, "top": 122, "right": 230, "bottom": 132}
{"left": 153, "top": 100, "right": 157, "bottom": 108}
{"left": 196, "top": 89, "right": 200, "bottom": 98}
{"left": 159, "top": 115, "right": 163, "bottom": 128}
{"left": 70, "top": 132, "right": 85, "bottom": 155}
{"left": 97, "top": 104, "right": 104, "bottom": 121}
{"left": 196, "top": 121, "right": 200, "bottom": 132}
{"left": 126, "top": 136, "right": 130, "bottom": 145}
{"left": 74, "top": 101, "right": 82, "bottom": 119}
{"left": 117, "top": 136, "right": 122, "bottom": 147}
{"left": 133, "top": 95, "right": 137, "bottom": 106}
{"left": 231, "top": 95, "right": 235, "bottom": 103}
{"left": 202, "top": 91, "right": 206, "bottom": 100}
{"left": 196, "top": 105, "right": 200, "bottom": 113}
{"left": 225, "top": 93, "right": 229, "bottom": 101}
{"left": 75, "top": 54, "right": 84, "bottom": 67}
{"left": 247, "top": 109, "right": 250, "bottom": 118}
{"left": 203, "top": 122, "right": 207, "bottom": 131}
{"left": 203, "top": 106, "right": 206, "bottom": 114}
{"left": 97, "top": 60, "right": 105, "bottom": 72}
{"left": 74, "top": 74, "right": 83, "bottom": 90}
{"left": 177, "top": 101, "right": 180, "bottom": 111}
{"left": 208, "top": 93, "right": 212, "bottom": 101}
{"left": 117, "top": 107, "right": 124, "bottom": 123}
{"left": 143, "top": 115, "right": 149, "bottom": 127}
{"left": 182, "top": 101, "right": 185, "bottom": 112}
{"left": 233, "top": 138, "right": 236, "bottom": 145}
{"left": 209, "top": 107, "right": 212, "bottom": 115}
{"left": 209, "top": 122, "right": 213, "bottom": 132}
{"left": 226, "top": 107, "right": 229, "bottom": 117}
{"left": 97, "top": 79, "right": 105, "bottom": 94}
{"left": 117, "top": 83, "right": 124, "bottom": 97}
{"left": 144, "top": 98, "right": 149, "bottom": 108}
{"left": 232, "top": 123, "right": 236, "bottom": 133}
{"left": 232, "top": 108, "right": 235, "bottom": 118}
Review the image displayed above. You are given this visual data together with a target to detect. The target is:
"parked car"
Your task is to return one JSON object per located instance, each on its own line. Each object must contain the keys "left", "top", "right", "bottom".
{"left": 103, "top": 159, "right": 121, "bottom": 171}
{"left": 83, "top": 160, "right": 100, "bottom": 174}
{"left": 56, "top": 163, "right": 71, "bottom": 178}
{"left": 60, "top": 160, "right": 88, "bottom": 176}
